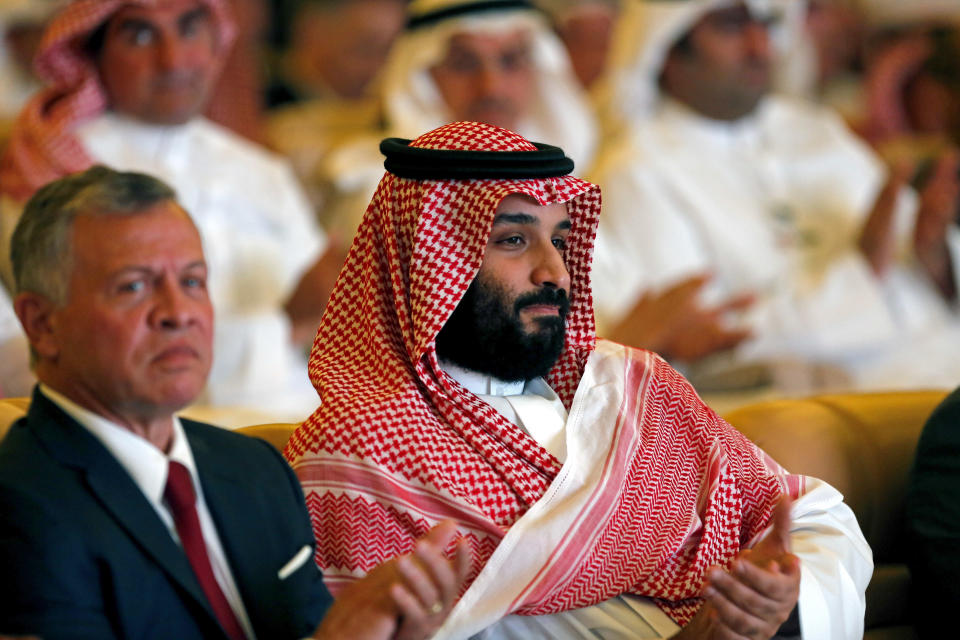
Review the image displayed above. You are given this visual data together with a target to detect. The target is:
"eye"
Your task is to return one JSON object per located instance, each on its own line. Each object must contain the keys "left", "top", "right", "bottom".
{"left": 500, "top": 48, "right": 531, "bottom": 73}
{"left": 180, "top": 10, "right": 212, "bottom": 39}
{"left": 117, "top": 279, "right": 145, "bottom": 294}
{"left": 128, "top": 24, "right": 156, "bottom": 46}
{"left": 445, "top": 52, "right": 481, "bottom": 74}
{"left": 496, "top": 234, "right": 525, "bottom": 247}
{"left": 182, "top": 271, "right": 208, "bottom": 291}
{"left": 552, "top": 237, "right": 567, "bottom": 250}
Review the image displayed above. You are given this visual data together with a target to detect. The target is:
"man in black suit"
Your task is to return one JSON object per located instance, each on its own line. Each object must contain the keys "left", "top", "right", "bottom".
{"left": 907, "top": 387, "right": 960, "bottom": 637}
{"left": 0, "top": 166, "right": 468, "bottom": 639}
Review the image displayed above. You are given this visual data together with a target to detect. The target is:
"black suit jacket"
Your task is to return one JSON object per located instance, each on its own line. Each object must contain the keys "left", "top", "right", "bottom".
{"left": 0, "top": 389, "right": 332, "bottom": 639}
{"left": 906, "top": 387, "right": 960, "bottom": 633}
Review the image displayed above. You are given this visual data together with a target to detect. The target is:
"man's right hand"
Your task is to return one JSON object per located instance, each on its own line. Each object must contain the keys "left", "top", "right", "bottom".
{"left": 312, "top": 521, "right": 471, "bottom": 640}
{"left": 858, "top": 161, "right": 913, "bottom": 277}
{"left": 673, "top": 497, "right": 800, "bottom": 640}
{"left": 608, "top": 274, "right": 754, "bottom": 363}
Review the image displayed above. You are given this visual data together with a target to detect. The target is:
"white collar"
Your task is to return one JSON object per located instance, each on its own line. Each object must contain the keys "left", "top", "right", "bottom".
{"left": 657, "top": 96, "right": 767, "bottom": 149}
{"left": 39, "top": 384, "right": 198, "bottom": 508}
{"left": 440, "top": 360, "right": 531, "bottom": 397}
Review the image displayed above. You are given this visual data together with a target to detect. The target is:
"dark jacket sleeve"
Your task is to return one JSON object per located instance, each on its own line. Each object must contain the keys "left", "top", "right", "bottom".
{"left": 0, "top": 485, "right": 121, "bottom": 639}
{"left": 906, "top": 387, "right": 960, "bottom": 635}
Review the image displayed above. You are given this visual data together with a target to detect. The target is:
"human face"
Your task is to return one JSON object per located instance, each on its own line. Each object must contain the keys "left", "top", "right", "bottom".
{"left": 480, "top": 194, "right": 571, "bottom": 331}
{"left": 429, "top": 29, "right": 536, "bottom": 131}
{"left": 96, "top": 0, "right": 219, "bottom": 124}
{"left": 296, "top": 0, "right": 405, "bottom": 99}
{"left": 662, "top": 3, "right": 772, "bottom": 120}
{"left": 435, "top": 194, "right": 571, "bottom": 381}
{"left": 39, "top": 202, "right": 213, "bottom": 426}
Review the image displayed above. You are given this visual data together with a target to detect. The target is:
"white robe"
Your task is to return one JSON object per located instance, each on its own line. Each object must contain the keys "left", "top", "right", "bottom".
{"left": 0, "top": 283, "right": 31, "bottom": 397}
{"left": 441, "top": 342, "right": 872, "bottom": 639}
{"left": 0, "top": 113, "right": 326, "bottom": 419}
{"left": 592, "top": 96, "right": 960, "bottom": 393}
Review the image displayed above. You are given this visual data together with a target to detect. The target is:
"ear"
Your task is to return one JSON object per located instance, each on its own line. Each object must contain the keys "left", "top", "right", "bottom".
{"left": 13, "top": 292, "right": 60, "bottom": 361}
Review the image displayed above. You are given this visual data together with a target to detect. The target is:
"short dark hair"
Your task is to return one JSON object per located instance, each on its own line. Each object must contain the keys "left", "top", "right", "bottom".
{"left": 11, "top": 165, "right": 179, "bottom": 304}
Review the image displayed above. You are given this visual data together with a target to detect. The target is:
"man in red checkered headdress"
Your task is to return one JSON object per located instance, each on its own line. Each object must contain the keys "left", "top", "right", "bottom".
{"left": 286, "top": 121, "right": 873, "bottom": 640}
{"left": 0, "top": 0, "right": 341, "bottom": 420}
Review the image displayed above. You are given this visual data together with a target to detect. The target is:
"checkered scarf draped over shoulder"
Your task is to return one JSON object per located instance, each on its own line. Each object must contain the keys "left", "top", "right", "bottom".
{"left": 0, "top": 0, "right": 236, "bottom": 202}
{"left": 287, "top": 121, "right": 600, "bottom": 526}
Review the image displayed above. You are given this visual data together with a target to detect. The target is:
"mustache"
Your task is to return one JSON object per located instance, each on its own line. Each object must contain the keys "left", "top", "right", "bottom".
{"left": 152, "top": 71, "right": 203, "bottom": 88}
{"left": 514, "top": 288, "right": 570, "bottom": 317}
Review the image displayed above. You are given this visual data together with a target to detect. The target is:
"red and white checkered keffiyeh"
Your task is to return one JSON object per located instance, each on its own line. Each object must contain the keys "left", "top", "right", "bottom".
{"left": 286, "top": 121, "right": 799, "bottom": 625}
{"left": 0, "top": 0, "right": 236, "bottom": 202}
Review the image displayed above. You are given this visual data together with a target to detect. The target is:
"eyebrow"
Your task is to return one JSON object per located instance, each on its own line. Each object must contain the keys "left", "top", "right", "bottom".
{"left": 492, "top": 213, "right": 572, "bottom": 231}
{"left": 493, "top": 212, "right": 538, "bottom": 226}
{"left": 111, "top": 261, "right": 207, "bottom": 276}
{"left": 114, "top": 17, "right": 155, "bottom": 34}
{"left": 179, "top": 7, "right": 211, "bottom": 29}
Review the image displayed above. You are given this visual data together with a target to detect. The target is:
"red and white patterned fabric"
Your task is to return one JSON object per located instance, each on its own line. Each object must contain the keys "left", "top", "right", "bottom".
{"left": 286, "top": 121, "right": 800, "bottom": 627}
{"left": 0, "top": 0, "right": 236, "bottom": 202}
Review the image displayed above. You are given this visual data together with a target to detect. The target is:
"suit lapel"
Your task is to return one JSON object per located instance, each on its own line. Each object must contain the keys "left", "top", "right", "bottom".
{"left": 187, "top": 425, "right": 267, "bottom": 630}
{"left": 27, "top": 391, "right": 226, "bottom": 635}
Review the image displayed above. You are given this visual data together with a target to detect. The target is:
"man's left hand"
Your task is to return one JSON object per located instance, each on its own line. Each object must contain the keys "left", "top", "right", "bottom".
{"left": 694, "top": 496, "right": 801, "bottom": 640}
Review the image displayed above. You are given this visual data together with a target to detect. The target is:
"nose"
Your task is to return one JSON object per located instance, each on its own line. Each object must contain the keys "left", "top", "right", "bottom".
{"left": 531, "top": 245, "right": 571, "bottom": 292}
{"left": 477, "top": 63, "right": 503, "bottom": 96}
{"left": 150, "top": 278, "right": 204, "bottom": 330}
{"left": 156, "top": 34, "right": 186, "bottom": 71}
{"left": 744, "top": 21, "right": 771, "bottom": 58}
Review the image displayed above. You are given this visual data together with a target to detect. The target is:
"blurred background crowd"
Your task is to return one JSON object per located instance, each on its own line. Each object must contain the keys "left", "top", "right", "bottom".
{"left": 2, "top": 0, "right": 960, "bottom": 422}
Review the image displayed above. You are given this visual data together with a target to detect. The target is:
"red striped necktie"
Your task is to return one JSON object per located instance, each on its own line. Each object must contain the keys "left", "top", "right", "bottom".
{"left": 164, "top": 461, "right": 247, "bottom": 640}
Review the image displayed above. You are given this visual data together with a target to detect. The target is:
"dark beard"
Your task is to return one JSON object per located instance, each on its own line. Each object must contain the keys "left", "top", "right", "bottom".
{"left": 435, "top": 276, "right": 569, "bottom": 382}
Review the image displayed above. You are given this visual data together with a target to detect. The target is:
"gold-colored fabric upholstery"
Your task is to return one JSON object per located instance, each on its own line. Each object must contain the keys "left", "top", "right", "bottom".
{"left": 724, "top": 390, "right": 948, "bottom": 640}
{"left": 234, "top": 423, "right": 297, "bottom": 453}
{"left": 0, "top": 397, "right": 30, "bottom": 440}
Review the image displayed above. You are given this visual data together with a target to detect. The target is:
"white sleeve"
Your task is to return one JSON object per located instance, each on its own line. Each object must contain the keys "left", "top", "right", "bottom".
{"left": 0, "top": 285, "right": 33, "bottom": 397}
{"left": 787, "top": 477, "right": 873, "bottom": 640}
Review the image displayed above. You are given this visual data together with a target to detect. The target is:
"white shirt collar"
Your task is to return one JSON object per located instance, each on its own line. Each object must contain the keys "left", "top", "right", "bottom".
{"left": 658, "top": 96, "right": 766, "bottom": 149}
{"left": 440, "top": 360, "right": 531, "bottom": 397}
{"left": 439, "top": 361, "right": 568, "bottom": 461}
{"left": 39, "top": 384, "right": 198, "bottom": 508}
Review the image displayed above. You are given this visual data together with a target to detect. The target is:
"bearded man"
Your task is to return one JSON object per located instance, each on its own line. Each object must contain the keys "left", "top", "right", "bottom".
{"left": 286, "top": 121, "right": 872, "bottom": 640}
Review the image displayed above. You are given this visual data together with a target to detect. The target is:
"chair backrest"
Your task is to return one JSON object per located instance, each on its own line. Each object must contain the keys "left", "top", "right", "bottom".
{"left": 0, "top": 397, "right": 30, "bottom": 440}
{"left": 724, "top": 390, "right": 947, "bottom": 637}
{"left": 234, "top": 423, "right": 298, "bottom": 453}
{"left": 724, "top": 390, "right": 946, "bottom": 560}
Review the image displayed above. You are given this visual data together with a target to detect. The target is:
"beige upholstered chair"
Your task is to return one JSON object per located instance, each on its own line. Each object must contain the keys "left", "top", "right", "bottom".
{"left": 724, "top": 390, "right": 948, "bottom": 640}
{"left": 0, "top": 397, "right": 29, "bottom": 440}
{"left": 234, "top": 422, "right": 298, "bottom": 453}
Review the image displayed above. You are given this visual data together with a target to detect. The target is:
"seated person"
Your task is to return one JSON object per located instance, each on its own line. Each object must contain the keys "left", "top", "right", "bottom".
{"left": 0, "top": 166, "right": 469, "bottom": 639}
{"left": 906, "top": 385, "right": 960, "bottom": 637}
{"left": 316, "top": 0, "right": 599, "bottom": 240}
{"left": 0, "top": 0, "right": 342, "bottom": 418}
{"left": 266, "top": 0, "right": 407, "bottom": 209}
{"left": 592, "top": 0, "right": 960, "bottom": 392}
{"left": 286, "top": 121, "right": 873, "bottom": 639}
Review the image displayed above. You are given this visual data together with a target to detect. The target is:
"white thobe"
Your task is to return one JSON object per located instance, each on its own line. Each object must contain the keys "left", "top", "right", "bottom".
{"left": 441, "top": 356, "right": 870, "bottom": 639}
{"left": 0, "top": 283, "right": 31, "bottom": 397}
{"left": 592, "top": 96, "right": 960, "bottom": 393}
{"left": 29, "top": 113, "right": 325, "bottom": 419}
